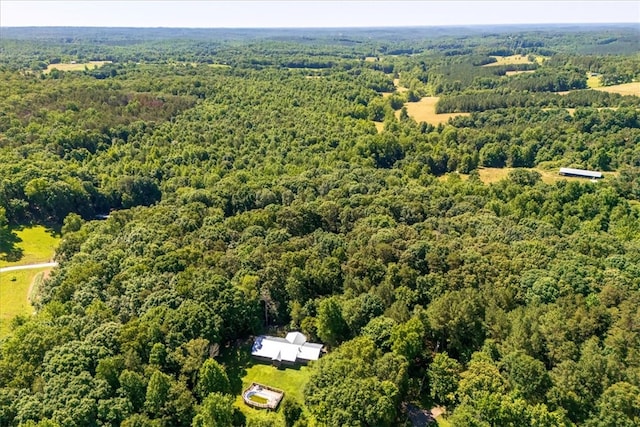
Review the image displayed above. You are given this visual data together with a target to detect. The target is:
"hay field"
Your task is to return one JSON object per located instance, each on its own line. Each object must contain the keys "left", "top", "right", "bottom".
{"left": 506, "top": 70, "right": 535, "bottom": 76}
{"left": 45, "top": 61, "right": 111, "bottom": 73}
{"left": 482, "top": 55, "right": 534, "bottom": 66}
{"left": 398, "top": 96, "right": 470, "bottom": 125}
{"left": 477, "top": 167, "right": 617, "bottom": 185}
{"left": 591, "top": 82, "right": 640, "bottom": 96}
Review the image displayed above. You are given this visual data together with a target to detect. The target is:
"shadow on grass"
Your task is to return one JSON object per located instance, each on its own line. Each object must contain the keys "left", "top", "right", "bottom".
{"left": 219, "top": 340, "right": 254, "bottom": 395}
{"left": 0, "top": 230, "right": 23, "bottom": 262}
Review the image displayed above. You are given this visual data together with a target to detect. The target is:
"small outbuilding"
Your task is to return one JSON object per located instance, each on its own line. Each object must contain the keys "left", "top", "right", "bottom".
{"left": 559, "top": 167, "right": 603, "bottom": 179}
{"left": 251, "top": 332, "right": 323, "bottom": 366}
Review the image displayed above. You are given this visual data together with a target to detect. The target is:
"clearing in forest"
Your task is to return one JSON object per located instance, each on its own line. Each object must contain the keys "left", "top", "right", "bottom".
{"left": 44, "top": 61, "right": 112, "bottom": 73}
{"left": 477, "top": 167, "right": 617, "bottom": 185}
{"left": 0, "top": 226, "right": 59, "bottom": 337}
{"left": 482, "top": 54, "right": 534, "bottom": 66}
{"left": 505, "top": 70, "right": 535, "bottom": 76}
{"left": 399, "top": 96, "right": 470, "bottom": 125}
{"left": 590, "top": 82, "right": 640, "bottom": 96}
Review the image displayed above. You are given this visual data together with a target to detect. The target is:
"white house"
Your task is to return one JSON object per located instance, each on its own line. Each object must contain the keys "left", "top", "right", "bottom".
{"left": 251, "top": 332, "right": 323, "bottom": 366}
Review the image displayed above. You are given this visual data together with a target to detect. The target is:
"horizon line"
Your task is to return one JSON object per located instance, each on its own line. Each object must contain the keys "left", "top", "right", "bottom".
{"left": 3, "top": 22, "right": 639, "bottom": 29}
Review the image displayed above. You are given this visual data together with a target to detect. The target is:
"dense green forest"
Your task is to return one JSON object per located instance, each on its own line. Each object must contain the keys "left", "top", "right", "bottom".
{"left": 1, "top": 25, "right": 639, "bottom": 426}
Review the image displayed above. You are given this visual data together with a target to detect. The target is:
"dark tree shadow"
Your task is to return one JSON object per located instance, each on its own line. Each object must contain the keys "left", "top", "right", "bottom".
{"left": 0, "top": 229, "right": 23, "bottom": 262}
{"left": 219, "top": 340, "right": 254, "bottom": 395}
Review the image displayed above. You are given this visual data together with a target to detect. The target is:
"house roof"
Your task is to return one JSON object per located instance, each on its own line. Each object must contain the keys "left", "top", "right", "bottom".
{"left": 251, "top": 332, "right": 323, "bottom": 363}
{"left": 559, "top": 167, "right": 603, "bottom": 178}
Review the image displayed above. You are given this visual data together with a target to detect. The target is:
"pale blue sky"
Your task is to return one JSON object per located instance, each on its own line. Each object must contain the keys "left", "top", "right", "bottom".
{"left": 1, "top": 1, "right": 639, "bottom": 28}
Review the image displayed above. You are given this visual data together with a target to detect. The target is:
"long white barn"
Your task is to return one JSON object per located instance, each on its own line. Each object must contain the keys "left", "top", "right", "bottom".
{"left": 559, "top": 167, "right": 603, "bottom": 179}
{"left": 251, "top": 332, "right": 323, "bottom": 366}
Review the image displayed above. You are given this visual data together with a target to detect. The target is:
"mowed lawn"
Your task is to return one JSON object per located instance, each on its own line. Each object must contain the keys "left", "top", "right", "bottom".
{"left": 0, "top": 225, "right": 60, "bottom": 268}
{"left": 233, "top": 361, "right": 315, "bottom": 425}
{"left": 0, "top": 268, "right": 48, "bottom": 337}
{"left": 398, "top": 96, "right": 470, "bottom": 125}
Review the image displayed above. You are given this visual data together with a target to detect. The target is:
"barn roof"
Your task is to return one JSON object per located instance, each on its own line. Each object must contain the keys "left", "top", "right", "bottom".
{"left": 559, "top": 167, "right": 603, "bottom": 179}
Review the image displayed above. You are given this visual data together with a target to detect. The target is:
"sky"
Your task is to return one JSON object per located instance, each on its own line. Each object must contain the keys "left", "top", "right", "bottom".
{"left": 1, "top": 1, "right": 639, "bottom": 28}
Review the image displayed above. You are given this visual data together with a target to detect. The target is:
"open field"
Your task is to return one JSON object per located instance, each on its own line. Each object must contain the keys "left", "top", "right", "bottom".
{"left": 0, "top": 268, "right": 49, "bottom": 337}
{"left": 399, "top": 96, "right": 470, "bottom": 125}
{"left": 438, "top": 167, "right": 617, "bottom": 185}
{"left": 590, "top": 82, "right": 640, "bottom": 96}
{"left": 45, "top": 61, "right": 111, "bottom": 73}
{"left": 506, "top": 70, "right": 535, "bottom": 76}
{"left": 0, "top": 226, "right": 60, "bottom": 268}
{"left": 482, "top": 54, "right": 534, "bottom": 66}
{"left": 477, "top": 167, "right": 617, "bottom": 185}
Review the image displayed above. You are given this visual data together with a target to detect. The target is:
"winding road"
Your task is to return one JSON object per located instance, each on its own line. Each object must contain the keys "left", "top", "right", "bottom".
{"left": 0, "top": 262, "right": 58, "bottom": 274}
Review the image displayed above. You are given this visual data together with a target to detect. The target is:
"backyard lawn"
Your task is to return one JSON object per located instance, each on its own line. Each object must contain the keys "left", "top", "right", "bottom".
{"left": 0, "top": 225, "right": 60, "bottom": 268}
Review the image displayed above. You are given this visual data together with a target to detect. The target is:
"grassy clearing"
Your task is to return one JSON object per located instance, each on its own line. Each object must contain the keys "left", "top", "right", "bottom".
{"left": 590, "top": 82, "right": 640, "bottom": 96}
{"left": 0, "top": 267, "right": 49, "bottom": 337}
{"left": 207, "top": 63, "right": 231, "bottom": 69}
{"left": 236, "top": 362, "right": 312, "bottom": 406}
{"left": 482, "top": 54, "right": 534, "bottom": 66}
{"left": 0, "top": 226, "right": 60, "bottom": 268}
{"left": 476, "top": 167, "right": 617, "bottom": 185}
{"left": 233, "top": 361, "right": 315, "bottom": 425}
{"left": 44, "top": 61, "right": 111, "bottom": 73}
{"left": 399, "top": 96, "right": 470, "bottom": 125}
{"left": 505, "top": 70, "right": 535, "bottom": 76}
{"left": 586, "top": 74, "right": 603, "bottom": 88}
{"left": 374, "top": 121, "right": 385, "bottom": 133}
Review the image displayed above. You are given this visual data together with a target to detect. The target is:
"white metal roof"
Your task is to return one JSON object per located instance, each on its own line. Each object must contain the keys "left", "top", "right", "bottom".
{"left": 559, "top": 167, "right": 603, "bottom": 178}
{"left": 251, "top": 334, "right": 322, "bottom": 363}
